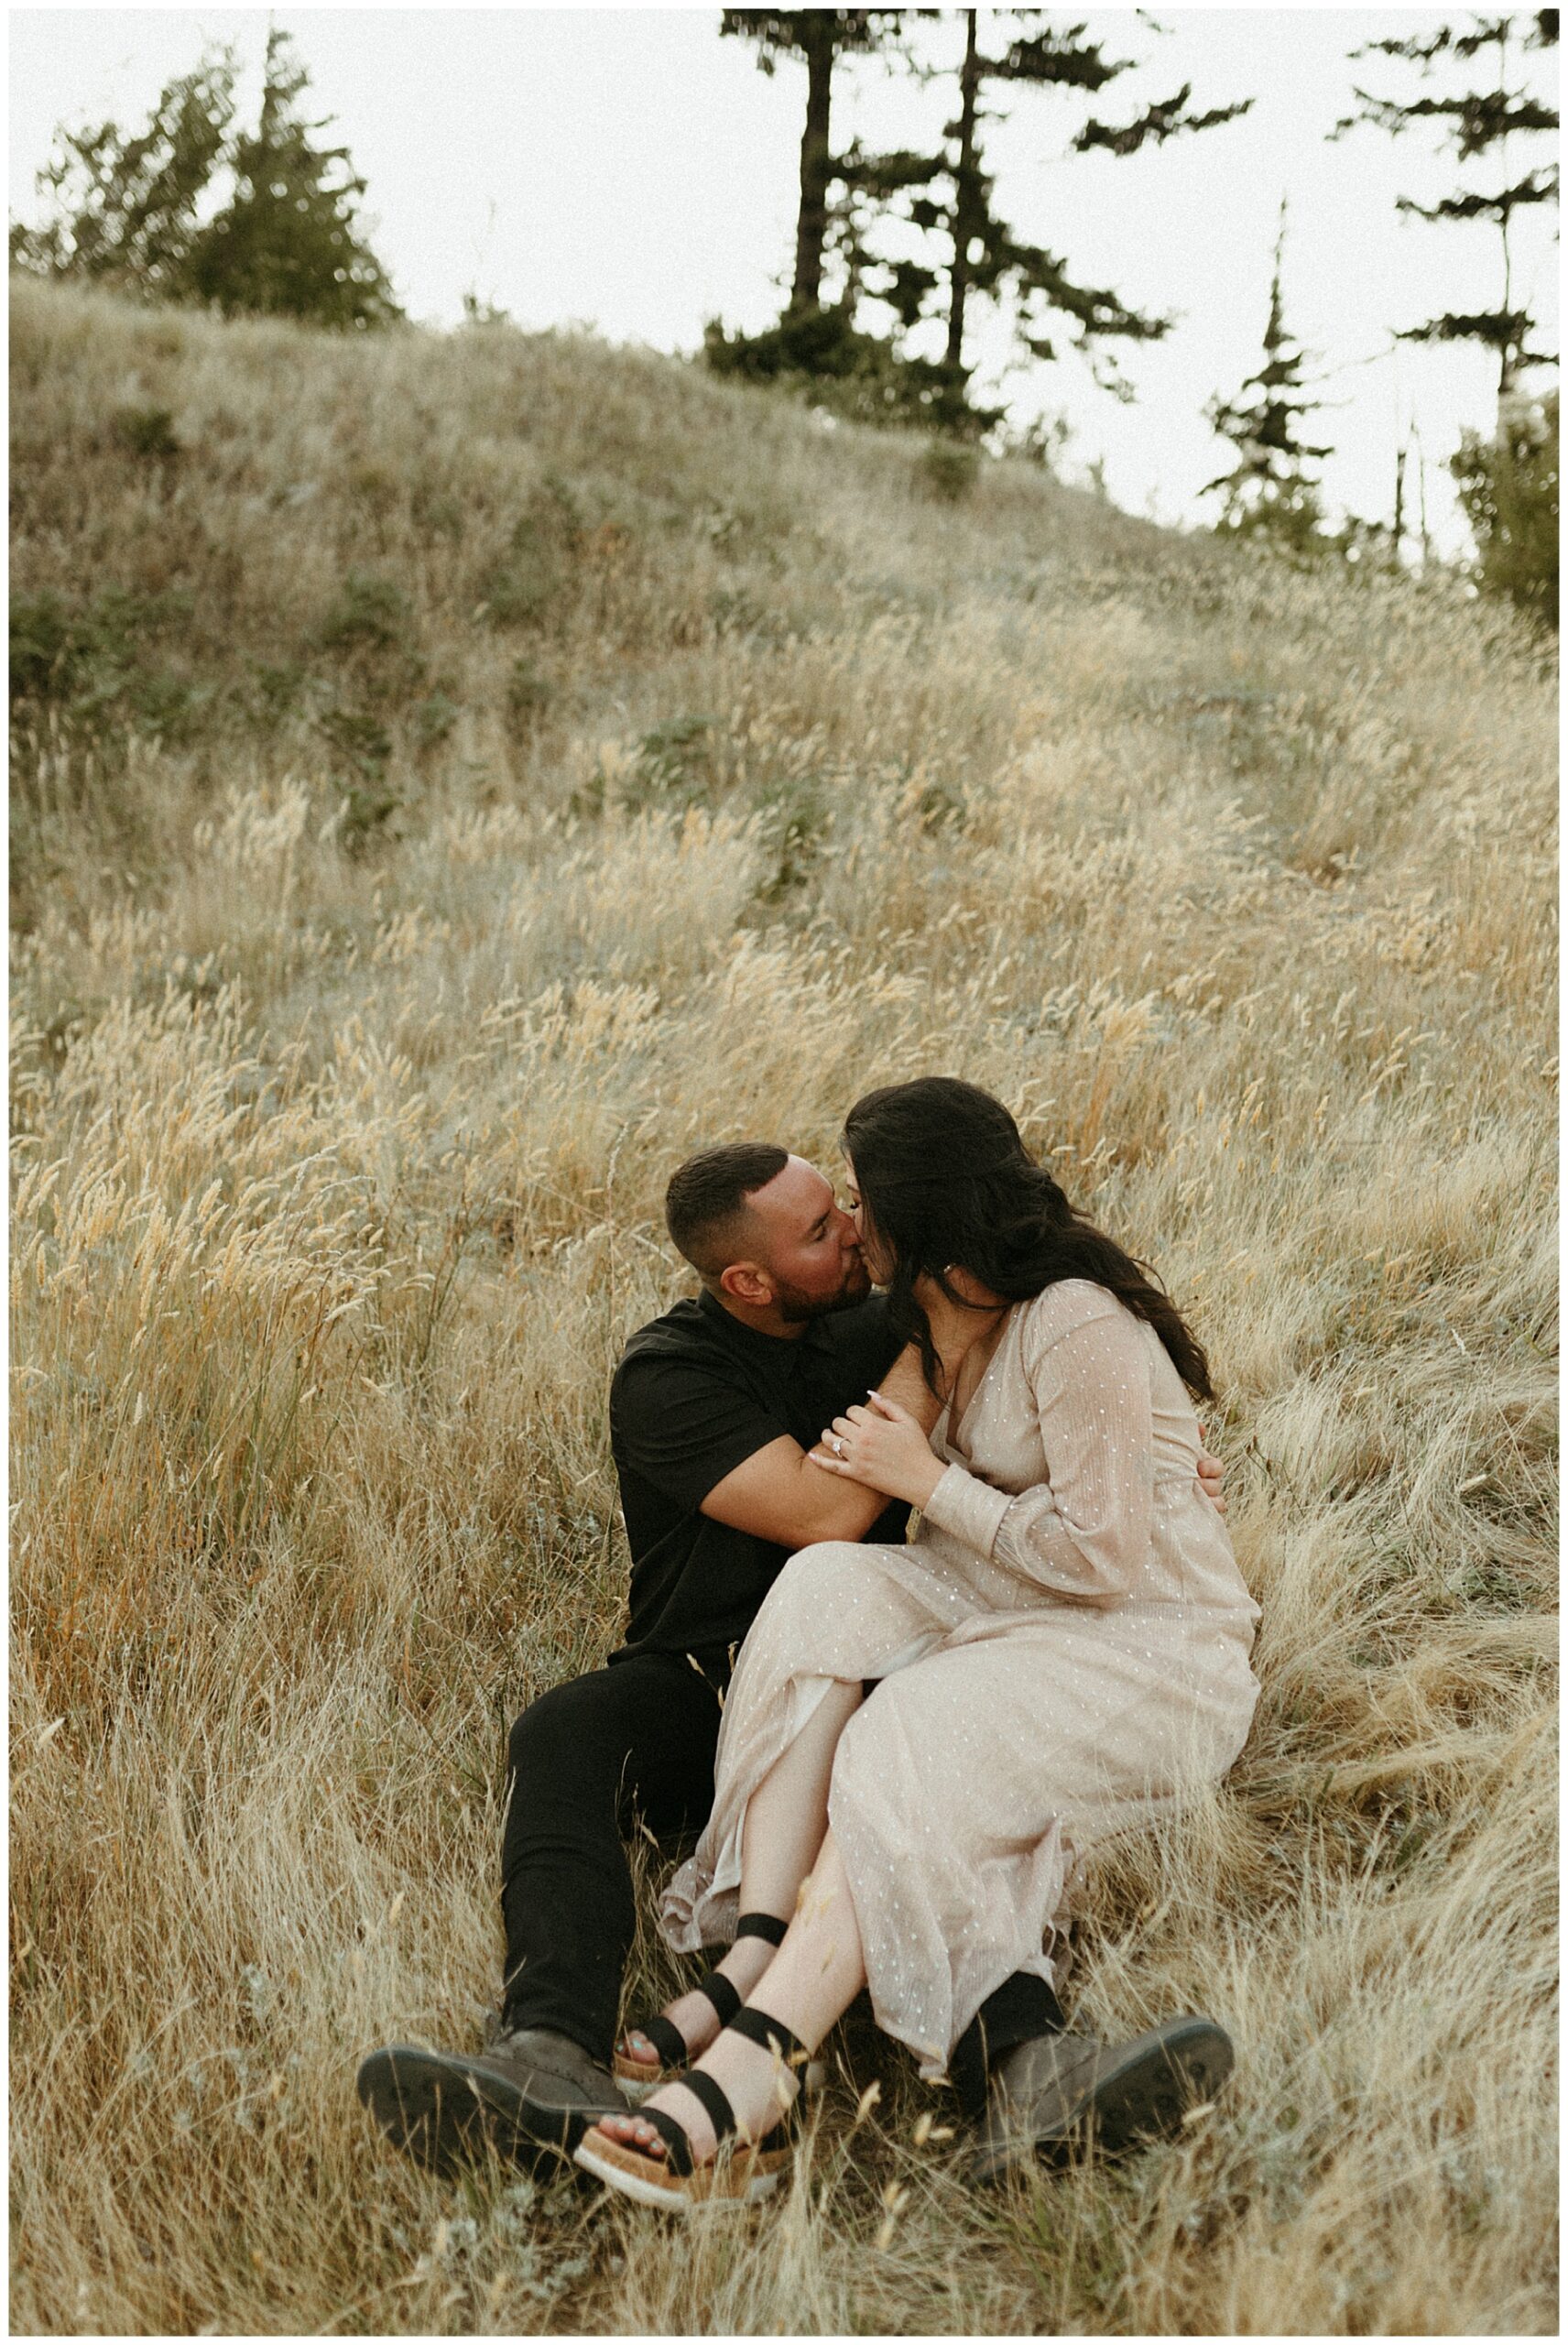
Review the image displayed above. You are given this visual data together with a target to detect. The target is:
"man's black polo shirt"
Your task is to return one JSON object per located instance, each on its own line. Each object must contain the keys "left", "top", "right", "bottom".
{"left": 607, "top": 1288, "right": 907, "bottom": 1678}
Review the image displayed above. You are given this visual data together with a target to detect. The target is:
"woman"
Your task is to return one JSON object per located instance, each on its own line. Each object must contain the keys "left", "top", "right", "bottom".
{"left": 577, "top": 1077, "right": 1260, "bottom": 2207}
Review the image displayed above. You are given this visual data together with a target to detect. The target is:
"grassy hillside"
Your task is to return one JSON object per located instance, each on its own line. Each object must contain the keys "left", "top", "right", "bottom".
{"left": 10, "top": 276, "right": 1557, "bottom": 2336}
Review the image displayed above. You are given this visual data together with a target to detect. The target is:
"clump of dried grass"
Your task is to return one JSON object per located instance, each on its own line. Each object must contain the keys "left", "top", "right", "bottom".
{"left": 10, "top": 278, "right": 1556, "bottom": 2334}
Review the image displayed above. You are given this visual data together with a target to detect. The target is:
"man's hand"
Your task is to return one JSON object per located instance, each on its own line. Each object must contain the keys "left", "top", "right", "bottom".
{"left": 1197, "top": 1428, "right": 1225, "bottom": 1517}
{"left": 811, "top": 1389, "right": 946, "bottom": 1511}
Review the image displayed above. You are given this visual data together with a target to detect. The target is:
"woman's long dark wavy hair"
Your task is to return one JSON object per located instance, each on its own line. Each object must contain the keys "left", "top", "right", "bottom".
{"left": 843, "top": 1076, "right": 1214, "bottom": 1403}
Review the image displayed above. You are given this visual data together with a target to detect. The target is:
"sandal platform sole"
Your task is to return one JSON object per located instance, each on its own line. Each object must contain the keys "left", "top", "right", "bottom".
{"left": 612, "top": 2057, "right": 676, "bottom": 2102}
{"left": 574, "top": 2126, "right": 789, "bottom": 2209}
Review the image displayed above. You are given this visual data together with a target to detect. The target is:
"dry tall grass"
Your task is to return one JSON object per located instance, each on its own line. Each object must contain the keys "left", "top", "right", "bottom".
{"left": 10, "top": 277, "right": 1557, "bottom": 2335}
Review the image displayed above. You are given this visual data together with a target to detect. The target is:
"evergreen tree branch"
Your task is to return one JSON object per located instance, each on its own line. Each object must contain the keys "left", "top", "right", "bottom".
{"left": 1398, "top": 166, "right": 1560, "bottom": 221}
{"left": 1073, "top": 85, "right": 1252, "bottom": 156}
{"left": 1399, "top": 306, "right": 1551, "bottom": 361}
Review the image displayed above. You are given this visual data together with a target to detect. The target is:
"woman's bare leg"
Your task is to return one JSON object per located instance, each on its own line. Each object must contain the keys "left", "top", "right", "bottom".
{"left": 600, "top": 1827, "right": 867, "bottom": 2157}
{"left": 618, "top": 1680, "right": 863, "bottom": 2072}
{"left": 737, "top": 1677, "right": 862, "bottom": 1919}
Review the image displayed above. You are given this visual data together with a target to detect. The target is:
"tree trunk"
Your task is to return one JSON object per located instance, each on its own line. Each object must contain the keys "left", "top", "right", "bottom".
{"left": 790, "top": 18, "right": 836, "bottom": 313}
{"left": 1494, "top": 17, "right": 1517, "bottom": 409}
{"left": 945, "top": 11, "right": 982, "bottom": 372}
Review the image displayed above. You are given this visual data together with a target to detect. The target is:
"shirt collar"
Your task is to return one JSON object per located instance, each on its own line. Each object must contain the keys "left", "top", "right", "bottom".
{"left": 696, "top": 1284, "right": 835, "bottom": 1364}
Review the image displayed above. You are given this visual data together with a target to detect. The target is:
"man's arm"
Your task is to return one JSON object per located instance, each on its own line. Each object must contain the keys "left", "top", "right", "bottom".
{"left": 699, "top": 1341, "right": 939, "bottom": 1549}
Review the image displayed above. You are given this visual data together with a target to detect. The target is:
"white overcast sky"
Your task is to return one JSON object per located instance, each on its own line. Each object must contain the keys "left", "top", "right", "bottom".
{"left": 8, "top": 6, "right": 1561, "bottom": 555}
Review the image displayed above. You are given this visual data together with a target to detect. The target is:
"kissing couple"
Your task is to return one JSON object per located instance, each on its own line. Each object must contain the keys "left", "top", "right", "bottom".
{"left": 360, "top": 1075, "right": 1261, "bottom": 2202}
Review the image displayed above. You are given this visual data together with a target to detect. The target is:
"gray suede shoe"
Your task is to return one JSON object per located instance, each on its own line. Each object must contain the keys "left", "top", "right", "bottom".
{"left": 357, "top": 2019, "right": 627, "bottom": 2177}
{"left": 969, "top": 2016, "right": 1234, "bottom": 2185}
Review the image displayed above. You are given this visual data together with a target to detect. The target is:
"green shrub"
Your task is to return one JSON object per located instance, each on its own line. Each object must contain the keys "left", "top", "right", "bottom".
{"left": 917, "top": 439, "right": 981, "bottom": 504}
{"left": 335, "top": 782, "right": 400, "bottom": 855}
{"left": 753, "top": 769, "right": 830, "bottom": 901}
{"left": 703, "top": 307, "right": 991, "bottom": 434}
{"left": 318, "top": 705, "right": 391, "bottom": 774}
{"left": 10, "top": 591, "right": 77, "bottom": 701}
{"left": 112, "top": 404, "right": 181, "bottom": 460}
{"left": 707, "top": 585, "right": 790, "bottom": 645}
{"left": 318, "top": 571, "right": 409, "bottom": 650}
{"left": 125, "top": 668, "right": 212, "bottom": 742}
{"left": 479, "top": 476, "right": 583, "bottom": 631}
{"left": 413, "top": 689, "right": 461, "bottom": 747}
{"left": 1452, "top": 390, "right": 1559, "bottom": 631}
{"left": 412, "top": 485, "right": 464, "bottom": 540}
{"left": 481, "top": 564, "right": 551, "bottom": 629}
{"left": 631, "top": 714, "right": 716, "bottom": 807}
{"left": 504, "top": 663, "right": 550, "bottom": 733}
{"left": 9, "top": 584, "right": 195, "bottom": 722}
{"left": 245, "top": 658, "right": 307, "bottom": 728}
{"left": 566, "top": 713, "right": 720, "bottom": 820}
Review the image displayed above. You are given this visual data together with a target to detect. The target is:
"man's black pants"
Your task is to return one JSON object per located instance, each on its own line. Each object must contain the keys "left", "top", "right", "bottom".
{"left": 499, "top": 1652, "right": 1062, "bottom": 2118}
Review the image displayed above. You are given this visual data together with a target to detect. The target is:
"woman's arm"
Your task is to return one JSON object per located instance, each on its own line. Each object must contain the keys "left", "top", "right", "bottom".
{"left": 926, "top": 1303, "right": 1152, "bottom": 1607}
{"left": 814, "top": 1293, "right": 1156, "bottom": 1609}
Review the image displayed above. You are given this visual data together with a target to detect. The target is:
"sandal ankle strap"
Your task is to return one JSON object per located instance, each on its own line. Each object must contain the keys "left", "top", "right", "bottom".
{"left": 735, "top": 1911, "right": 788, "bottom": 1947}
{"left": 696, "top": 1969, "right": 742, "bottom": 2028}
{"left": 725, "top": 2004, "right": 810, "bottom": 2067}
{"left": 678, "top": 2064, "right": 738, "bottom": 2145}
{"left": 636, "top": 1966, "right": 742, "bottom": 2073}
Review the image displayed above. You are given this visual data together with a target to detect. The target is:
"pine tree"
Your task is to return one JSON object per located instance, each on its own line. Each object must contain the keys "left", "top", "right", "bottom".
{"left": 852, "top": 10, "right": 1252, "bottom": 424}
{"left": 185, "top": 32, "right": 398, "bottom": 328}
{"left": 708, "top": 11, "right": 955, "bottom": 425}
{"left": 719, "top": 10, "right": 907, "bottom": 315}
{"left": 10, "top": 29, "right": 399, "bottom": 330}
{"left": 9, "top": 50, "right": 237, "bottom": 293}
{"left": 1333, "top": 12, "right": 1559, "bottom": 401}
{"left": 1201, "top": 199, "right": 1334, "bottom": 552}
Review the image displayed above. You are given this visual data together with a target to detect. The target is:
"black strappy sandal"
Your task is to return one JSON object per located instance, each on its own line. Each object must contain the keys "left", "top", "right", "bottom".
{"left": 576, "top": 2004, "right": 809, "bottom": 2209}
{"left": 613, "top": 1913, "right": 788, "bottom": 2097}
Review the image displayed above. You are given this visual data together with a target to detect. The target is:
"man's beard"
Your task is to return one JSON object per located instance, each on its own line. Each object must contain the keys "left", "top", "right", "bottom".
{"left": 774, "top": 1257, "right": 874, "bottom": 1325}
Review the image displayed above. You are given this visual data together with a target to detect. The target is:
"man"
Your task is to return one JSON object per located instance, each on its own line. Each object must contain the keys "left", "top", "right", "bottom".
{"left": 357, "top": 1141, "right": 1225, "bottom": 2182}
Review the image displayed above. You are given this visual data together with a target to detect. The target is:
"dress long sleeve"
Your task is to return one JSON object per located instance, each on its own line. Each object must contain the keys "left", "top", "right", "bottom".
{"left": 918, "top": 1288, "right": 1155, "bottom": 1609}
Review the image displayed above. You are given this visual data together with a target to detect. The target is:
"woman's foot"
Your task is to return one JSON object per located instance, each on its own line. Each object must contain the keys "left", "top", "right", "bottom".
{"left": 595, "top": 2014, "right": 801, "bottom": 2167}
{"left": 615, "top": 1935, "right": 776, "bottom": 2083}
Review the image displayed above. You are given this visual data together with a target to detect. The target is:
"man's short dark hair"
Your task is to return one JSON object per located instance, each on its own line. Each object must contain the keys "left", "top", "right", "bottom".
{"left": 665, "top": 1142, "right": 789, "bottom": 1279}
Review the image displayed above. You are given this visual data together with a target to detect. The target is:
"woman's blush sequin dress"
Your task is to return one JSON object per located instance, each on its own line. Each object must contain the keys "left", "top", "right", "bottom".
{"left": 659, "top": 1279, "right": 1262, "bottom": 2077}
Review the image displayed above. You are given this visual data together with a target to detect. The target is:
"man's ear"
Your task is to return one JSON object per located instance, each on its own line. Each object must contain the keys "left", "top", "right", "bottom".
{"left": 718, "top": 1260, "right": 774, "bottom": 1308}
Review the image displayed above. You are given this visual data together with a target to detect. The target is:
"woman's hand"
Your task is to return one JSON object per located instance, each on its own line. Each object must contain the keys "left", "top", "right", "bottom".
{"left": 1196, "top": 1428, "right": 1226, "bottom": 1517}
{"left": 810, "top": 1389, "right": 946, "bottom": 1511}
